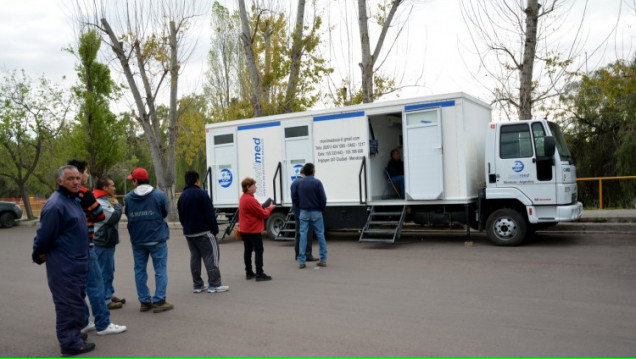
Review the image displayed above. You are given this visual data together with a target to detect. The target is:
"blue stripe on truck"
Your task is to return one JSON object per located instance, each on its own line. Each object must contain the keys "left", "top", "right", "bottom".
{"left": 405, "top": 100, "right": 455, "bottom": 112}
{"left": 237, "top": 121, "right": 281, "bottom": 131}
{"left": 313, "top": 111, "right": 365, "bottom": 122}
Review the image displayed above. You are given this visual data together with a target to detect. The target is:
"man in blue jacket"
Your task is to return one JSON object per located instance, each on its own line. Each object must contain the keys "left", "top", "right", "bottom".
{"left": 124, "top": 168, "right": 173, "bottom": 313}
{"left": 177, "top": 170, "right": 229, "bottom": 294}
{"left": 292, "top": 163, "right": 328, "bottom": 269}
{"left": 32, "top": 165, "right": 95, "bottom": 356}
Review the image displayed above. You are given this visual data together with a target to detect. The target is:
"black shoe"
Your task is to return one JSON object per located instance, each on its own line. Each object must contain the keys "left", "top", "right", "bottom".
{"left": 62, "top": 342, "right": 95, "bottom": 357}
{"left": 306, "top": 255, "right": 319, "bottom": 262}
{"left": 299, "top": 263, "right": 306, "bottom": 269}
{"left": 255, "top": 273, "right": 272, "bottom": 282}
{"left": 246, "top": 272, "right": 256, "bottom": 280}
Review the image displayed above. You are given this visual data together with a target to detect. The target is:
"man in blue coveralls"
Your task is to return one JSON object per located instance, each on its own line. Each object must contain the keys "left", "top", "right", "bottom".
{"left": 32, "top": 165, "right": 96, "bottom": 356}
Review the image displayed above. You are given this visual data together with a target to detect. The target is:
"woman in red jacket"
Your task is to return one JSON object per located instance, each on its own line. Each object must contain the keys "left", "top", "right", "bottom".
{"left": 238, "top": 177, "right": 275, "bottom": 281}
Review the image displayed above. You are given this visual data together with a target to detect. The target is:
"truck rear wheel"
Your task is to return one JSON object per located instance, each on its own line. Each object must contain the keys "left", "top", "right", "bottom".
{"left": 265, "top": 211, "right": 286, "bottom": 240}
{"left": 486, "top": 208, "right": 527, "bottom": 246}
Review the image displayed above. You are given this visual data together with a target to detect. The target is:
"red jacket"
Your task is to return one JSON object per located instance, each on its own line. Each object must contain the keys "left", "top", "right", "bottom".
{"left": 238, "top": 193, "right": 273, "bottom": 234}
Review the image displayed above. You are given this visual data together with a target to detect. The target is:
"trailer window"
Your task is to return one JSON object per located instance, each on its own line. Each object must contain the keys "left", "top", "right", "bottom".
{"left": 500, "top": 124, "right": 533, "bottom": 159}
{"left": 284, "top": 126, "right": 309, "bottom": 138}
{"left": 214, "top": 134, "right": 233, "bottom": 145}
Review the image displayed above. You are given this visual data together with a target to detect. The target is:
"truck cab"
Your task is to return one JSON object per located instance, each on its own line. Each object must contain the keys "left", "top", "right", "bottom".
{"left": 483, "top": 120, "right": 583, "bottom": 245}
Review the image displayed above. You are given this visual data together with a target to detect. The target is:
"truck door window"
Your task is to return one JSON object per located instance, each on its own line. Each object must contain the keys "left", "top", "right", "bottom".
{"left": 532, "top": 123, "right": 552, "bottom": 181}
{"left": 500, "top": 124, "right": 533, "bottom": 159}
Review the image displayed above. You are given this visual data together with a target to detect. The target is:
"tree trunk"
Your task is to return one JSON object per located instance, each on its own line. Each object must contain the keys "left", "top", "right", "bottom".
{"left": 357, "top": 0, "right": 373, "bottom": 103}
{"left": 165, "top": 20, "right": 179, "bottom": 221}
{"left": 19, "top": 184, "right": 34, "bottom": 220}
{"left": 238, "top": 0, "right": 263, "bottom": 117}
{"left": 519, "top": 0, "right": 539, "bottom": 121}
{"left": 282, "top": 0, "right": 306, "bottom": 113}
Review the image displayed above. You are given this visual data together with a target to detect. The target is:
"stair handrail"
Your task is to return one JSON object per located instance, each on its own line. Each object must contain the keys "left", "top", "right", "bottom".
{"left": 273, "top": 161, "right": 283, "bottom": 205}
{"left": 202, "top": 166, "right": 214, "bottom": 199}
{"left": 358, "top": 157, "right": 368, "bottom": 204}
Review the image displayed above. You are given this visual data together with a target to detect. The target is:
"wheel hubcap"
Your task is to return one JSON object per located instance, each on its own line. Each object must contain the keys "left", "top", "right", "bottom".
{"left": 494, "top": 218, "right": 517, "bottom": 238}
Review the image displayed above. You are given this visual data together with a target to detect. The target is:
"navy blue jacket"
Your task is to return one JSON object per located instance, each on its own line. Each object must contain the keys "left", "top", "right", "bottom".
{"left": 290, "top": 177, "right": 303, "bottom": 217}
{"left": 177, "top": 184, "right": 219, "bottom": 236}
{"left": 124, "top": 185, "right": 170, "bottom": 245}
{"left": 32, "top": 186, "right": 89, "bottom": 286}
{"left": 292, "top": 175, "right": 327, "bottom": 212}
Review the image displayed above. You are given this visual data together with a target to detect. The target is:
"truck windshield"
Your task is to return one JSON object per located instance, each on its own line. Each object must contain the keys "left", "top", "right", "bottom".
{"left": 547, "top": 122, "right": 572, "bottom": 163}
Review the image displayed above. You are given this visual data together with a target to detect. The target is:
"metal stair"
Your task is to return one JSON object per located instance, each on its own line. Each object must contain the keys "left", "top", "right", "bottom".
{"left": 215, "top": 208, "right": 238, "bottom": 241}
{"left": 359, "top": 206, "right": 406, "bottom": 244}
{"left": 275, "top": 208, "right": 297, "bottom": 241}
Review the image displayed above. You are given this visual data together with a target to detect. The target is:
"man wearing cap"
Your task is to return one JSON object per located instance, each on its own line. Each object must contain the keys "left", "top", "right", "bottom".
{"left": 124, "top": 168, "right": 174, "bottom": 313}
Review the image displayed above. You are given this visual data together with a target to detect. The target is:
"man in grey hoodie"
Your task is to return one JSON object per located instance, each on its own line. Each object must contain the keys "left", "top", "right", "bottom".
{"left": 124, "top": 168, "right": 173, "bottom": 313}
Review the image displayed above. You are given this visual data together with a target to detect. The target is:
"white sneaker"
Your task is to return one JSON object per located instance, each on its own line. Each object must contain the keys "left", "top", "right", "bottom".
{"left": 208, "top": 285, "right": 229, "bottom": 293}
{"left": 193, "top": 285, "right": 207, "bottom": 293}
{"left": 81, "top": 321, "right": 95, "bottom": 335}
{"left": 96, "top": 323, "right": 127, "bottom": 336}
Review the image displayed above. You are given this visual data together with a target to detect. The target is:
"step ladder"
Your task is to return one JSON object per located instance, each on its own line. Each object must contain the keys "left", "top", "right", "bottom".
{"left": 359, "top": 205, "right": 406, "bottom": 244}
{"left": 275, "top": 208, "right": 297, "bottom": 241}
{"left": 215, "top": 208, "right": 238, "bottom": 241}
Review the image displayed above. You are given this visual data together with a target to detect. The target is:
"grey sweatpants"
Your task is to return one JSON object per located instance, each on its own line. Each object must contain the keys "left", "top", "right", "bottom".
{"left": 186, "top": 232, "right": 222, "bottom": 288}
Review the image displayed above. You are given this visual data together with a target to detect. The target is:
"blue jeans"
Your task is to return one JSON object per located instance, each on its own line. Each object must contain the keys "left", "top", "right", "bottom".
{"left": 391, "top": 175, "right": 405, "bottom": 197}
{"left": 95, "top": 246, "right": 116, "bottom": 303}
{"left": 85, "top": 247, "right": 110, "bottom": 331}
{"left": 297, "top": 210, "right": 327, "bottom": 264}
{"left": 132, "top": 242, "right": 168, "bottom": 304}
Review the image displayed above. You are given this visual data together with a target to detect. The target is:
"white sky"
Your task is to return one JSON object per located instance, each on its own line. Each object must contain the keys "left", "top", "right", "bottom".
{"left": 0, "top": 0, "right": 633, "bottom": 119}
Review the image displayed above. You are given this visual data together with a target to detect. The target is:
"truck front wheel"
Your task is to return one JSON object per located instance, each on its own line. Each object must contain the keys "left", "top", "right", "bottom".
{"left": 486, "top": 208, "right": 527, "bottom": 246}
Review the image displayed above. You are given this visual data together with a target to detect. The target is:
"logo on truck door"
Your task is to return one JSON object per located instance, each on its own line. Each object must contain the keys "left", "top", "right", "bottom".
{"left": 512, "top": 161, "right": 525, "bottom": 173}
{"left": 218, "top": 168, "right": 233, "bottom": 188}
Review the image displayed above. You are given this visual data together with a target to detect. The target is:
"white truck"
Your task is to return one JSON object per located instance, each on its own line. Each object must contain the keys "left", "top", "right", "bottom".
{"left": 204, "top": 92, "right": 582, "bottom": 246}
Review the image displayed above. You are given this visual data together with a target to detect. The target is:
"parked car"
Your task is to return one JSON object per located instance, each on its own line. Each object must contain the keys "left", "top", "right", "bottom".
{"left": 0, "top": 201, "right": 22, "bottom": 228}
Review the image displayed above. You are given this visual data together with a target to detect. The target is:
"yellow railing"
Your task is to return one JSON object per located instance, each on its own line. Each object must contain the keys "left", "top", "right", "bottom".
{"left": 577, "top": 176, "right": 636, "bottom": 209}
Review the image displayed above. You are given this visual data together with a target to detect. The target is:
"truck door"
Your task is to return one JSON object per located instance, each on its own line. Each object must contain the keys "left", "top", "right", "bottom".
{"left": 495, "top": 123, "right": 556, "bottom": 204}
{"left": 282, "top": 121, "right": 313, "bottom": 203}
{"left": 403, "top": 108, "right": 444, "bottom": 200}
{"left": 209, "top": 130, "right": 238, "bottom": 205}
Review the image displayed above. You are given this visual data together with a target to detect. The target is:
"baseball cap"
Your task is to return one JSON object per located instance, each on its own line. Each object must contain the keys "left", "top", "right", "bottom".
{"left": 127, "top": 167, "right": 149, "bottom": 181}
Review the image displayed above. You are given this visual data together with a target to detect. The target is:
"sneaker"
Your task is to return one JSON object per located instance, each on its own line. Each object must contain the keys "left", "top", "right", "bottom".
{"left": 255, "top": 273, "right": 272, "bottom": 282}
{"left": 317, "top": 261, "right": 327, "bottom": 267}
{"left": 246, "top": 272, "right": 256, "bottom": 280}
{"left": 299, "top": 263, "right": 306, "bottom": 269}
{"left": 306, "top": 255, "right": 319, "bottom": 262}
{"left": 80, "top": 321, "right": 95, "bottom": 335}
{"left": 193, "top": 285, "right": 207, "bottom": 293}
{"left": 61, "top": 342, "right": 95, "bottom": 357}
{"left": 111, "top": 296, "right": 126, "bottom": 304}
{"left": 152, "top": 300, "right": 174, "bottom": 313}
{"left": 107, "top": 301, "right": 123, "bottom": 310}
{"left": 96, "top": 323, "right": 127, "bottom": 336}
{"left": 139, "top": 302, "right": 153, "bottom": 312}
{"left": 208, "top": 285, "right": 229, "bottom": 293}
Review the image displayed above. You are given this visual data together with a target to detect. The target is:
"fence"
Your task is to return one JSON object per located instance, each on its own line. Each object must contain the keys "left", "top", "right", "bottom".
{"left": 577, "top": 176, "right": 636, "bottom": 209}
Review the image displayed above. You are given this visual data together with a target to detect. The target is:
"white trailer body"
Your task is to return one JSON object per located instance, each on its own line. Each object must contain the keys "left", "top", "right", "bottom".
{"left": 205, "top": 92, "right": 582, "bottom": 245}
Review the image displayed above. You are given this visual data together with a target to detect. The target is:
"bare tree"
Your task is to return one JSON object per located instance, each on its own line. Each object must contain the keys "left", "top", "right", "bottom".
{"left": 460, "top": 0, "right": 590, "bottom": 120}
{"left": 357, "top": 0, "right": 406, "bottom": 103}
{"left": 73, "top": 0, "right": 207, "bottom": 219}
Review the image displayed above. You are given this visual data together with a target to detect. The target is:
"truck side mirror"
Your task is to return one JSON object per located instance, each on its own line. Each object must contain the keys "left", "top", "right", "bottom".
{"left": 543, "top": 136, "right": 556, "bottom": 157}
